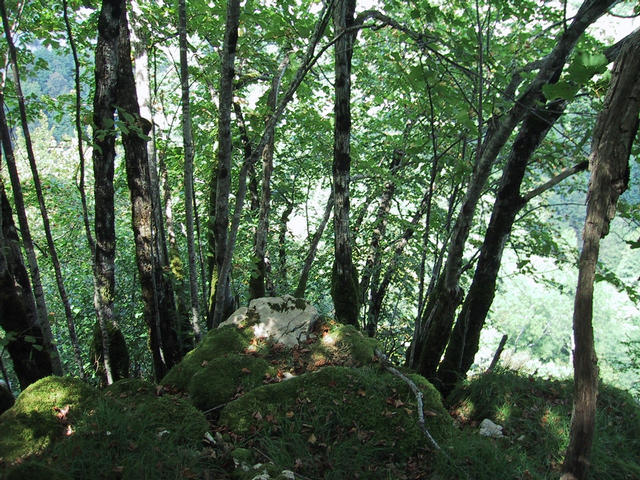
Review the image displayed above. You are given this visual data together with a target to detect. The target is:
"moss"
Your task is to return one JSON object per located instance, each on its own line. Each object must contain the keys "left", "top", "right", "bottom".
{"left": 220, "top": 366, "right": 451, "bottom": 478}
{"left": 310, "top": 322, "right": 377, "bottom": 368}
{"left": 104, "top": 378, "right": 156, "bottom": 401}
{"left": 188, "top": 354, "right": 276, "bottom": 410}
{"left": 0, "top": 376, "right": 97, "bottom": 463}
{"left": 161, "top": 325, "right": 254, "bottom": 390}
{"left": 21, "top": 389, "right": 209, "bottom": 479}
{"left": 5, "top": 461, "right": 71, "bottom": 480}
{"left": 89, "top": 320, "right": 130, "bottom": 385}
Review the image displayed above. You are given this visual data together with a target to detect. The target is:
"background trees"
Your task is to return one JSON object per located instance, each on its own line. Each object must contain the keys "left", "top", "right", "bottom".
{"left": 0, "top": 0, "right": 638, "bottom": 439}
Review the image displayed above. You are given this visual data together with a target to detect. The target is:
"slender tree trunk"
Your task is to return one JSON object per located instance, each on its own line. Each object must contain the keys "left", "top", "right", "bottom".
{"left": 63, "top": 0, "right": 95, "bottom": 258}
{"left": 562, "top": 30, "right": 640, "bottom": 480}
{"left": 178, "top": 0, "right": 203, "bottom": 339}
{"left": 210, "top": 0, "right": 335, "bottom": 326}
{"left": 91, "top": 0, "right": 126, "bottom": 385}
{"left": 208, "top": 0, "right": 241, "bottom": 328}
{"left": 249, "top": 56, "right": 289, "bottom": 300}
{"left": 359, "top": 150, "right": 402, "bottom": 312}
{"left": 436, "top": 99, "right": 567, "bottom": 393}
{"left": 0, "top": 179, "right": 54, "bottom": 389}
{"left": 0, "top": 2, "right": 64, "bottom": 375}
{"left": 295, "top": 192, "right": 334, "bottom": 299}
{"left": 117, "top": 5, "right": 182, "bottom": 380}
{"left": 410, "top": 0, "right": 615, "bottom": 380}
{"left": 331, "top": 0, "right": 360, "bottom": 327}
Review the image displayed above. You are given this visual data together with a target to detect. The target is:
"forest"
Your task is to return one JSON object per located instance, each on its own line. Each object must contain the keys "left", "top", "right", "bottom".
{"left": 0, "top": 0, "right": 639, "bottom": 478}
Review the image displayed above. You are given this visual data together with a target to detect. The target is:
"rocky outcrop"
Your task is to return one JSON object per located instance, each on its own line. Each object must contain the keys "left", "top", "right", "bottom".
{"left": 219, "top": 295, "right": 319, "bottom": 347}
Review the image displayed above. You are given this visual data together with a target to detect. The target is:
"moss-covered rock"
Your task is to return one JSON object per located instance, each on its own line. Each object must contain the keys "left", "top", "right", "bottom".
{"left": 189, "top": 354, "right": 276, "bottom": 410}
{"left": 0, "top": 376, "right": 97, "bottom": 463}
{"left": 309, "top": 322, "right": 377, "bottom": 368}
{"left": 161, "top": 325, "right": 254, "bottom": 391}
{"left": 220, "top": 366, "right": 451, "bottom": 478}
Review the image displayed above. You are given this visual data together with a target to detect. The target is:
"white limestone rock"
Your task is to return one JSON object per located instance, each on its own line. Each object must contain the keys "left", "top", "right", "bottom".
{"left": 219, "top": 295, "right": 319, "bottom": 347}
{"left": 479, "top": 418, "right": 504, "bottom": 438}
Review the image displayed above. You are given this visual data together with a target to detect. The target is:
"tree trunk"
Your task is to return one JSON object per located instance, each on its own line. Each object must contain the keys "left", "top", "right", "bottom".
{"left": 436, "top": 99, "right": 567, "bottom": 394}
{"left": 178, "top": 0, "right": 203, "bottom": 340}
{"left": 331, "top": 0, "right": 359, "bottom": 327}
{"left": 295, "top": 192, "right": 333, "bottom": 299}
{"left": 91, "top": 0, "right": 126, "bottom": 385}
{"left": 117, "top": 5, "right": 181, "bottom": 381}
{"left": 562, "top": 29, "right": 640, "bottom": 480}
{"left": 0, "top": 1, "right": 64, "bottom": 375}
{"left": 249, "top": 56, "right": 289, "bottom": 300}
{"left": 0, "top": 179, "right": 54, "bottom": 390}
{"left": 409, "top": 0, "right": 615, "bottom": 381}
{"left": 208, "top": 0, "right": 241, "bottom": 328}
{"left": 63, "top": 0, "right": 95, "bottom": 259}
{"left": 359, "top": 150, "right": 402, "bottom": 310}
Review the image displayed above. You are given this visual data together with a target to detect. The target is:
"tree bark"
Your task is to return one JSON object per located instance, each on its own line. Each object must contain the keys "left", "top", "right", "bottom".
{"left": 249, "top": 55, "right": 289, "bottom": 300}
{"left": 208, "top": 0, "right": 241, "bottom": 328}
{"left": 117, "top": 5, "right": 181, "bottom": 381}
{"left": 0, "top": 179, "right": 54, "bottom": 390}
{"left": 410, "top": 0, "right": 616, "bottom": 380}
{"left": 295, "top": 192, "right": 334, "bottom": 299}
{"left": 91, "top": 0, "right": 126, "bottom": 385}
{"left": 359, "top": 150, "right": 402, "bottom": 310}
{"left": 178, "top": 0, "right": 203, "bottom": 340}
{"left": 331, "top": 0, "right": 359, "bottom": 327}
{"left": 436, "top": 99, "right": 567, "bottom": 394}
{"left": 0, "top": 0, "right": 64, "bottom": 375}
{"left": 562, "top": 29, "right": 640, "bottom": 480}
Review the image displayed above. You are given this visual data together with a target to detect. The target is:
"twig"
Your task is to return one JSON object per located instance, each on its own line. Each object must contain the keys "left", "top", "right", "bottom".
{"left": 375, "top": 348, "right": 441, "bottom": 451}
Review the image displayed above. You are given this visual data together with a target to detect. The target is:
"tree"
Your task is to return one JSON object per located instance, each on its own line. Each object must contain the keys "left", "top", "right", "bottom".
{"left": 331, "top": 0, "right": 359, "bottom": 327}
{"left": 116, "top": 4, "right": 182, "bottom": 380}
{"left": 178, "top": 0, "right": 203, "bottom": 340}
{"left": 0, "top": 178, "right": 54, "bottom": 390}
{"left": 409, "top": 0, "right": 617, "bottom": 381}
{"left": 209, "top": 0, "right": 242, "bottom": 328}
{"left": 561, "top": 29, "right": 640, "bottom": 480}
{"left": 91, "top": 0, "right": 126, "bottom": 385}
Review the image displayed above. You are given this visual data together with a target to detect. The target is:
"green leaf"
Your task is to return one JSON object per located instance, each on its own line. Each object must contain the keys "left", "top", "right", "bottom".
{"left": 24, "top": 335, "right": 36, "bottom": 343}
{"left": 542, "top": 81, "right": 580, "bottom": 101}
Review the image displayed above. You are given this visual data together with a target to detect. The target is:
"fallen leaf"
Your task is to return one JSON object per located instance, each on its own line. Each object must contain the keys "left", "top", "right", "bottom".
{"left": 393, "top": 399, "right": 405, "bottom": 408}
{"left": 65, "top": 425, "right": 74, "bottom": 436}
{"left": 286, "top": 411, "right": 295, "bottom": 418}
{"left": 54, "top": 405, "right": 71, "bottom": 421}
{"left": 357, "top": 389, "right": 366, "bottom": 397}
{"left": 423, "top": 409, "right": 438, "bottom": 417}
{"left": 307, "top": 433, "right": 317, "bottom": 444}
{"left": 253, "top": 411, "right": 263, "bottom": 421}
{"left": 241, "top": 367, "right": 251, "bottom": 374}
{"left": 201, "top": 360, "right": 208, "bottom": 367}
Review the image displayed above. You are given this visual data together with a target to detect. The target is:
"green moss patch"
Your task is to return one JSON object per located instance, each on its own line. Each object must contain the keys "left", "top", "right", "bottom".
{"left": 2, "top": 376, "right": 209, "bottom": 479}
{"left": 0, "top": 376, "right": 97, "bottom": 464}
{"left": 220, "top": 366, "right": 451, "bottom": 478}
{"left": 161, "top": 325, "right": 254, "bottom": 390}
{"left": 189, "top": 354, "right": 276, "bottom": 411}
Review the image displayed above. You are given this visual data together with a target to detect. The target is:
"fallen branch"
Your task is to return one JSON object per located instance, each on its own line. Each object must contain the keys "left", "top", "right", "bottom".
{"left": 375, "top": 348, "right": 441, "bottom": 451}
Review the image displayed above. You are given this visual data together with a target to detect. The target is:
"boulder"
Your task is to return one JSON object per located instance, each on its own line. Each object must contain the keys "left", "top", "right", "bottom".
{"left": 479, "top": 418, "right": 504, "bottom": 438}
{"left": 220, "top": 295, "right": 319, "bottom": 347}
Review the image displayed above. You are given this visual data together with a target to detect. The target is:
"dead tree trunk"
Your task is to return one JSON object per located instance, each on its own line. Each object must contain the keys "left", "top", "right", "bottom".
{"left": 562, "top": 29, "right": 640, "bottom": 480}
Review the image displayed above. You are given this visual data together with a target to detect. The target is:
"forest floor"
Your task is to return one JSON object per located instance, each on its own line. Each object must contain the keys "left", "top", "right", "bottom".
{"left": 1, "top": 321, "right": 639, "bottom": 479}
